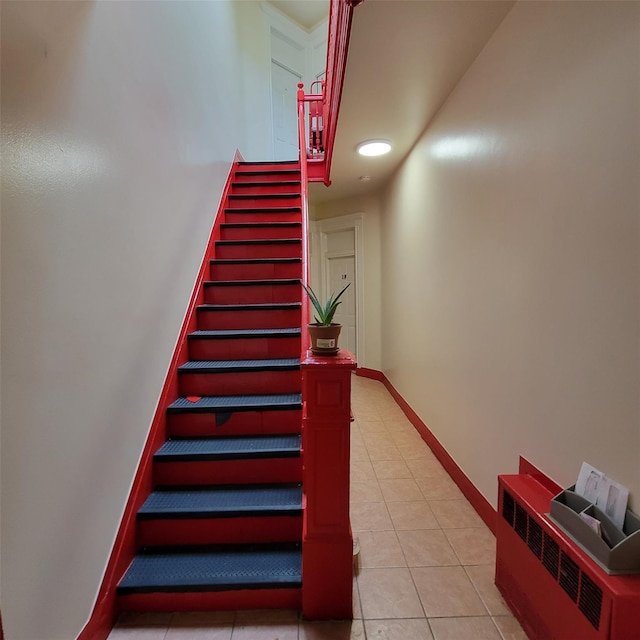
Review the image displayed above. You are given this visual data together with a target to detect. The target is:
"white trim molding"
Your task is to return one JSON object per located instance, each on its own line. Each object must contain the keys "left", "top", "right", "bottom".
{"left": 311, "top": 213, "right": 365, "bottom": 363}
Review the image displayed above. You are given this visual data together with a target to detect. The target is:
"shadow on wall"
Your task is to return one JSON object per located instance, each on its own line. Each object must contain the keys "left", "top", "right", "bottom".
{"left": 0, "top": 0, "right": 99, "bottom": 460}
{"left": 1, "top": 1, "right": 94, "bottom": 110}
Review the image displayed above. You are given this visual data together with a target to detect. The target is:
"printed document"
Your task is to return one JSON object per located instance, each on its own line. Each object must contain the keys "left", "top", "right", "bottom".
{"left": 575, "top": 462, "right": 629, "bottom": 529}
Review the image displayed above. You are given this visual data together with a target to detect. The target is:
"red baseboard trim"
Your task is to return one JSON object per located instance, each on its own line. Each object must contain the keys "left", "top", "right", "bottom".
{"left": 356, "top": 368, "right": 497, "bottom": 534}
{"left": 355, "top": 367, "right": 385, "bottom": 381}
{"left": 77, "top": 152, "right": 242, "bottom": 640}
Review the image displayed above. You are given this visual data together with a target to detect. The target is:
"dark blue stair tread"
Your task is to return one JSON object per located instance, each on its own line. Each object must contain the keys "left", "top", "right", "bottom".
{"left": 210, "top": 258, "right": 301, "bottom": 264}
{"left": 204, "top": 279, "right": 301, "bottom": 287}
{"left": 235, "top": 170, "right": 300, "bottom": 175}
{"left": 220, "top": 221, "right": 302, "bottom": 229}
{"left": 178, "top": 358, "right": 300, "bottom": 374}
{"left": 188, "top": 328, "right": 301, "bottom": 340}
{"left": 215, "top": 239, "right": 301, "bottom": 246}
{"left": 224, "top": 207, "right": 301, "bottom": 214}
{"left": 118, "top": 547, "right": 302, "bottom": 593}
{"left": 138, "top": 485, "right": 303, "bottom": 519}
{"left": 232, "top": 182, "right": 301, "bottom": 188}
{"left": 167, "top": 394, "right": 302, "bottom": 414}
{"left": 154, "top": 435, "right": 301, "bottom": 461}
{"left": 197, "top": 302, "right": 301, "bottom": 311}
{"left": 228, "top": 193, "right": 300, "bottom": 199}
{"left": 239, "top": 160, "right": 299, "bottom": 165}
{"left": 220, "top": 223, "right": 301, "bottom": 229}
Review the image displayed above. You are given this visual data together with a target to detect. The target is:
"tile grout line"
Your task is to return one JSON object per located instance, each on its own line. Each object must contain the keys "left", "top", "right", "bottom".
{"left": 352, "top": 377, "right": 509, "bottom": 639}
{"left": 357, "top": 382, "right": 431, "bottom": 629}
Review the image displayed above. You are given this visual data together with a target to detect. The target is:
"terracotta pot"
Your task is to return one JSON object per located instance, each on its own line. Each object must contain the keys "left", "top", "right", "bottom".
{"left": 308, "top": 323, "right": 342, "bottom": 356}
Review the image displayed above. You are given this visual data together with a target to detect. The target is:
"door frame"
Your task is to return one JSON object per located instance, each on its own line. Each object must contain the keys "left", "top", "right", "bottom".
{"left": 270, "top": 59, "right": 302, "bottom": 160}
{"left": 310, "top": 213, "right": 364, "bottom": 361}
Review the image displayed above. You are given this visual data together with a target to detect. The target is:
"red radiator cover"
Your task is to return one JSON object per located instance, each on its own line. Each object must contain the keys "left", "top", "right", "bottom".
{"left": 496, "top": 473, "right": 640, "bottom": 640}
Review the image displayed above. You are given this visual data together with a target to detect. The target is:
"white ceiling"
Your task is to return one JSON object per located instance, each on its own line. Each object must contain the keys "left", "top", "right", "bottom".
{"left": 268, "top": 0, "right": 329, "bottom": 31}
{"left": 270, "top": 1, "right": 515, "bottom": 204}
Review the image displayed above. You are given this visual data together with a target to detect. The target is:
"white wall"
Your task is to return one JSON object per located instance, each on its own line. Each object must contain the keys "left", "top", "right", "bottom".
{"left": 312, "top": 194, "right": 383, "bottom": 370}
{"left": 0, "top": 2, "right": 273, "bottom": 638}
{"left": 381, "top": 2, "right": 640, "bottom": 509}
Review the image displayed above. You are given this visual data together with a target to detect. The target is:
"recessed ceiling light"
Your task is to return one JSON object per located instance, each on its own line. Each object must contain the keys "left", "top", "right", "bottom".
{"left": 357, "top": 140, "right": 391, "bottom": 157}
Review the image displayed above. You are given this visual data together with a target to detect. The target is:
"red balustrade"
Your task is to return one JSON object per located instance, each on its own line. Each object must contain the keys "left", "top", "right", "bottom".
{"left": 297, "top": 0, "right": 362, "bottom": 186}
{"left": 297, "top": 4, "right": 358, "bottom": 616}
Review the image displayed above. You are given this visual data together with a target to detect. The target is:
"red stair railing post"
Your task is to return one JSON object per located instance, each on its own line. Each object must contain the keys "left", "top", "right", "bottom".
{"left": 300, "top": 352, "right": 356, "bottom": 619}
{"left": 297, "top": 82, "right": 312, "bottom": 341}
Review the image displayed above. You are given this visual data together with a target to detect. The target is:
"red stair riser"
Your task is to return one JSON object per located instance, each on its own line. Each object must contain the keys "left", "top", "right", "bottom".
{"left": 167, "top": 409, "right": 302, "bottom": 438}
{"left": 239, "top": 162, "right": 299, "bottom": 172}
{"left": 234, "top": 172, "right": 300, "bottom": 183}
{"left": 137, "top": 516, "right": 302, "bottom": 547}
{"left": 209, "top": 261, "right": 300, "bottom": 280}
{"left": 178, "top": 370, "right": 302, "bottom": 397}
{"left": 220, "top": 226, "right": 301, "bottom": 241}
{"left": 153, "top": 458, "right": 302, "bottom": 487}
{"left": 204, "top": 284, "right": 301, "bottom": 305}
{"left": 224, "top": 211, "right": 301, "bottom": 224}
{"left": 188, "top": 337, "right": 300, "bottom": 361}
{"left": 196, "top": 309, "right": 300, "bottom": 331}
{"left": 118, "top": 589, "right": 301, "bottom": 613}
{"left": 227, "top": 196, "right": 301, "bottom": 208}
{"left": 231, "top": 183, "right": 301, "bottom": 194}
{"left": 215, "top": 243, "right": 302, "bottom": 260}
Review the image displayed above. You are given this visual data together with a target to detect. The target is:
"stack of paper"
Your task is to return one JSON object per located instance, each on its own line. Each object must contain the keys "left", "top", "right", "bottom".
{"left": 575, "top": 462, "right": 629, "bottom": 530}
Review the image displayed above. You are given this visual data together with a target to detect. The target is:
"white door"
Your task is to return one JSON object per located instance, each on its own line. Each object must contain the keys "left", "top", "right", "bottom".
{"left": 271, "top": 62, "right": 300, "bottom": 161}
{"left": 327, "top": 255, "right": 357, "bottom": 357}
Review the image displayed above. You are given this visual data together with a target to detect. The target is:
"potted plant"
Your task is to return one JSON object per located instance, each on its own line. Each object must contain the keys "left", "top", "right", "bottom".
{"left": 303, "top": 282, "right": 351, "bottom": 356}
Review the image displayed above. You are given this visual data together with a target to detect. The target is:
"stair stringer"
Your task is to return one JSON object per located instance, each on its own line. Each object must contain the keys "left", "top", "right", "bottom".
{"left": 77, "top": 150, "right": 244, "bottom": 640}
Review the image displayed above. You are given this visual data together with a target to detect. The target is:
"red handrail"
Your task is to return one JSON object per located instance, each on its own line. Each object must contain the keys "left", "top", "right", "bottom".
{"left": 323, "top": 0, "right": 361, "bottom": 183}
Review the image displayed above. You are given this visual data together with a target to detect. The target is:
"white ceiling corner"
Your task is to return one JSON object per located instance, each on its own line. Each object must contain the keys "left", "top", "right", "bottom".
{"left": 266, "top": 0, "right": 330, "bottom": 32}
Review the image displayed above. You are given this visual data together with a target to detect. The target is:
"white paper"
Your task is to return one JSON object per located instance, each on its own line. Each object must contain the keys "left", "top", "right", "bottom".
{"left": 579, "top": 512, "right": 602, "bottom": 536}
{"left": 597, "top": 479, "right": 629, "bottom": 530}
{"left": 575, "top": 463, "right": 604, "bottom": 503}
{"left": 575, "top": 462, "right": 629, "bottom": 529}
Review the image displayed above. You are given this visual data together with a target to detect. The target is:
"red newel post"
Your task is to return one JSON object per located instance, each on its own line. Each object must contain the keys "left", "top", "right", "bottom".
{"left": 301, "top": 350, "right": 357, "bottom": 619}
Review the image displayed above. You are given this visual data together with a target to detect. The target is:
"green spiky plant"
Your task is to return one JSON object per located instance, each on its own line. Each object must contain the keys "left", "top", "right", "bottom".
{"left": 303, "top": 282, "right": 351, "bottom": 325}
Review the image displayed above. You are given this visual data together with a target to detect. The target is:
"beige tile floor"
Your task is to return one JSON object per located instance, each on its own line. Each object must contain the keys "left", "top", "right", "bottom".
{"left": 108, "top": 374, "right": 528, "bottom": 640}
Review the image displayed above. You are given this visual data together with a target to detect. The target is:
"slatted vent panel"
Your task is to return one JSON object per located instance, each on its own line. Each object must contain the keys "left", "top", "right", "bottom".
{"left": 542, "top": 533, "right": 560, "bottom": 579}
{"left": 559, "top": 552, "right": 580, "bottom": 602}
{"left": 515, "top": 503, "right": 528, "bottom": 541}
{"left": 502, "top": 490, "right": 515, "bottom": 526}
{"left": 500, "top": 489, "right": 603, "bottom": 631}
{"left": 579, "top": 572, "right": 604, "bottom": 630}
{"left": 528, "top": 518, "right": 543, "bottom": 559}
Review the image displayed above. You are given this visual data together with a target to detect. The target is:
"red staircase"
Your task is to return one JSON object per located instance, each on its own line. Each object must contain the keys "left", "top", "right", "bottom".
{"left": 79, "top": 4, "right": 362, "bottom": 635}
{"left": 116, "top": 161, "right": 307, "bottom": 613}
